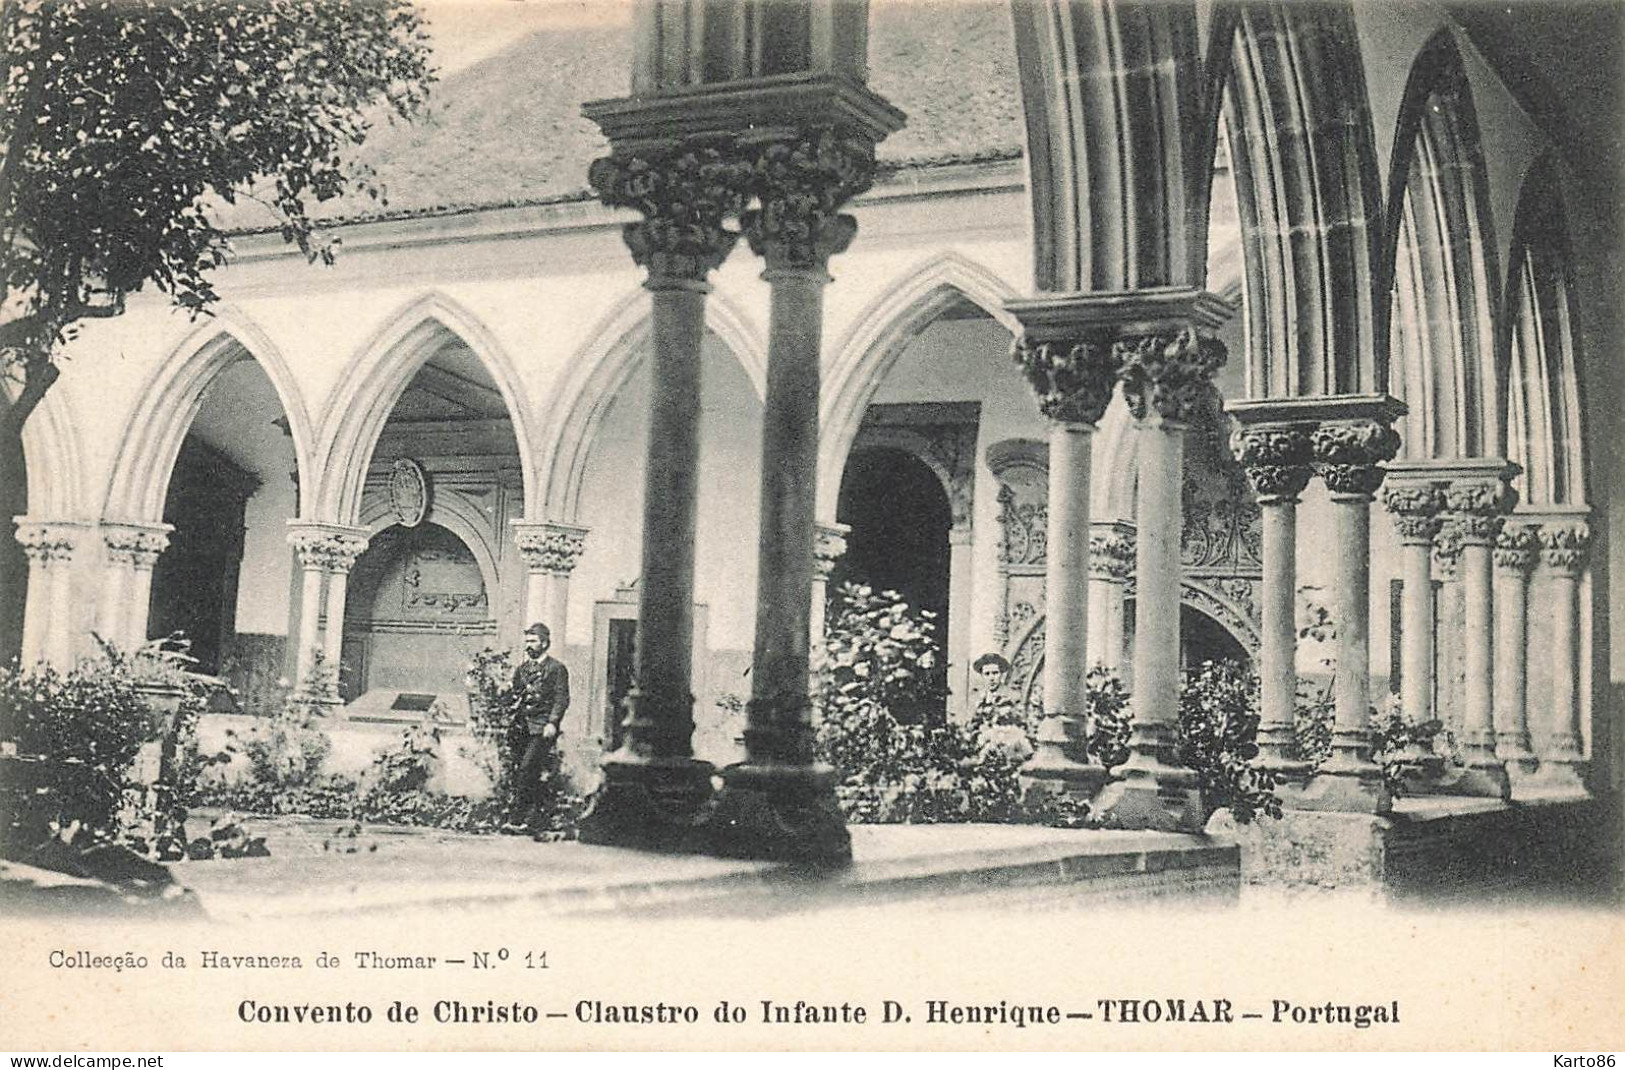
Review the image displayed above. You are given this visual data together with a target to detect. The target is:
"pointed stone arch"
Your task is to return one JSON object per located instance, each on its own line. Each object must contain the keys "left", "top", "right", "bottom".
{"left": 313, "top": 292, "right": 539, "bottom": 527}
{"left": 6, "top": 385, "right": 85, "bottom": 521}
{"left": 537, "top": 285, "right": 766, "bottom": 525}
{"left": 1503, "top": 154, "right": 1588, "bottom": 508}
{"left": 1382, "top": 29, "right": 1504, "bottom": 461}
{"left": 817, "top": 251, "right": 1020, "bottom": 519}
{"left": 102, "top": 310, "right": 315, "bottom": 524}
{"left": 1216, "top": 3, "right": 1387, "bottom": 398}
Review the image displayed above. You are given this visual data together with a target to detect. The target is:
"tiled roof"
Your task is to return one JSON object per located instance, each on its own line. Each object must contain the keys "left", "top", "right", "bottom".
{"left": 218, "top": 0, "right": 1023, "bottom": 230}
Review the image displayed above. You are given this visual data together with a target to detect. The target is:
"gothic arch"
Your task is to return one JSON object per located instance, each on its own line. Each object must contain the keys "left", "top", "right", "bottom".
{"left": 102, "top": 310, "right": 315, "bottom": 523}
{"left": 537, "top": 285, "right": 766, "bottom": 524}
{"left": 1214, "top": 3, "right": 1387, "bottom": 398}
{"left": 1383, "top": 29, "right": 1503, "bottom": 460}
{"left": 817, "top": 251, "right": 1020, "bottom": 519}
{"left": 358, "top": 494, "right": 500, "bottom": 600}
{"left": 6, "top": 385, "right": 85, "bottom": 520}
{"left": 1503, "top": 155, "right": 1588, "bottom": 508}
{"left": 313, "top": 292, "right": 539, "bottom": 527}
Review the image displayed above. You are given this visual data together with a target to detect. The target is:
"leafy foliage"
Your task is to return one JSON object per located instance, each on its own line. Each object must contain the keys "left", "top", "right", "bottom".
{"left": 0, "top": 0, "right": 434, "bottom": 425}
{"left": 1083, "top": 666, "right": 1133, "bottom": 769}
{"left": 1175, "top": 660, "right": 1282, "bottom": 825}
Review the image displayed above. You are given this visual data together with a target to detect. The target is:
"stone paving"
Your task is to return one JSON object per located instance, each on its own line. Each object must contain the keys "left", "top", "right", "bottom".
{"left": 167, "top": 810, "right": 1241, "bottom": 921}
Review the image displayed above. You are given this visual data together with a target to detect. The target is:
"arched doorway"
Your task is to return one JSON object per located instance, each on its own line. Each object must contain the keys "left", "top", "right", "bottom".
{"left": 335, "top": 334, "right": 519, "bottom": 716}
{"left": 833, "top": 446, "right": 953, "bottom": 718}
{"left": 146, "top": 354, "right": 299, "bottom": 704}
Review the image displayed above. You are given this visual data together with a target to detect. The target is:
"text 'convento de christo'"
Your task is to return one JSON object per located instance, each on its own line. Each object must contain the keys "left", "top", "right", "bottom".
{"left": 233, "top": 998, "right": 1404, "bottom": 1030}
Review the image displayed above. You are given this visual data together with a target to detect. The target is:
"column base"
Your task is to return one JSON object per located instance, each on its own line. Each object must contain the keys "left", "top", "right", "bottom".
{"left": 1256, "top": 755, "right": 1315, "bottom": 786}
{"left": 576, "top": 755, "right": 716, "bottom": 853}
{"left": 1090, "top": 766, "right": 1205, "bottom": 832}
{"left": 1514, "top": 760, "right": 1590, "bottom": 801}
{"left": 705, "top": 762, "right": 851, "bottom": 867}
{"left": 1285, "top": 764, "right": 1391, "bottom": 814}
{"left": 1435, "top": 758, "right": 1511, "bottom": 800}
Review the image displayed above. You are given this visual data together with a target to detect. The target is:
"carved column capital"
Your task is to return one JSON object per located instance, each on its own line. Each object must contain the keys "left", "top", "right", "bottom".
{"left": 1381, "top": 482, "right": 1447, "bottom": 546}
{"left": 514, "top": 522, "right": 589, "bottom": 577}
{"left": 588, "top": 141, "right": 754, "bottom": 282}
{"left": 1310, "top": 420, "right": 1401, "bottom": 499}
{"left": 1088, "top": 527, "right": 1136, "bottom": 582}
{"left": 1539, "top": 521, "right": 1591, "bottom": 575}
{"left": 1011, "top": 335, "right": 1117, "bottom": 425}
{"left": 740, "top": 127, "right": 877, "bottom": 272}
{"left": 1493, "top": 525, "right": 1542, "bottom": 574}
{"left": 1115, "top": 327, "right": 1227, "bottom": 424}
{"left": 287, "top": 525, "right": 370, "bottom": 575}
{"left": 813, "top": 522, "right": 850, "bottom": 583}
{"left": 102, "top": 522, "right": 173, "bottom": 570}
{"left": 13, "top": 519, "right": 82, "bottom": 566}
{"left": 1229, "top": 425, "right": 1314, "bottom": 504}
{"left": 1444, "top": 477, "right": 1517, "bottom": 546}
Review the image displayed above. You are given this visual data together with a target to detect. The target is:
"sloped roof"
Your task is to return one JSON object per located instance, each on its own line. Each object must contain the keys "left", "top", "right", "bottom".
{"left": 220, "top": 0, "right": 1023, "bottom": 230}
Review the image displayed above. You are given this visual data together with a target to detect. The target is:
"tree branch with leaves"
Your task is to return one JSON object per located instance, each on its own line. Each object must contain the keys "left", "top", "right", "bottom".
{"left": 0, "top": 0, "right": 434, "bottom": 432}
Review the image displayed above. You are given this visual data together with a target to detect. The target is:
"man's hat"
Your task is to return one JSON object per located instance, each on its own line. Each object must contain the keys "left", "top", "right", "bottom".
{"left": 523, "top": 622, "right": 552, "bottom": 641}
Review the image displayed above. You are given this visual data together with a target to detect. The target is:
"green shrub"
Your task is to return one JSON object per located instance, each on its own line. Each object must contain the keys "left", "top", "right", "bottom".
{"left": 1175, "top": 660, "right": 1282, "bottom": 825}
{"left": 1084, "top": 666, "right": 1133, "bottom": 769}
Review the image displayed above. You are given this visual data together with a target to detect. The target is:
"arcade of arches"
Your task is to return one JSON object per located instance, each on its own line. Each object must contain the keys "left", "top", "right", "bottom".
{"left": 4, "top": 0, "right": 1618, "bottom": 868}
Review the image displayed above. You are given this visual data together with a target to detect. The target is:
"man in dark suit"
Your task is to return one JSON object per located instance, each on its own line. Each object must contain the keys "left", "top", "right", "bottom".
{"left": 506, "top": 622, "right": 570, "bottom": 837}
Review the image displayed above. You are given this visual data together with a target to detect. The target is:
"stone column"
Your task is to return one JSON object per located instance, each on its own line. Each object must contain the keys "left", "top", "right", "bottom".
{"left": 709, "top": 129, "right": 880, "bottom": 864}
{"left": 1086, "top": 521, "right": 1134, "bottom": 672}
{"left": 1432, "top": 521, "right": 1465, "bottom": 735}
{"left": 286, "top": 523, "right": 368, "bottom": 699}
{"left": 1493, "top": 524, "right": 1540, "bottom": 796}
{"left": 1002, "top": 316, "right": 1121, "bottom": 800}
{"left": 1296, "top": 410, "right": 1402, "bottom": 813}
{"left": 571, "top": 136, "right": 753, "bottom": 852}
{"left": 319, "top": 533, "right": 368, "bottom": 692}
{"left": 13, "top": 520, "right": 81, "bottom": 668}
{"left": 100, "top": 523, "right": 173, "bottom": 650}
{"left": 810, "top": 521, "right": 849, "bottom": 654}
{"left": 1442, "top": 473, "right": 1516, "bottom": 798}
{"left": 946, "top": 524, "right": 975, "bottom": 716}
{"left": 1379, "top": 481, "right": 1445, "bottom": 731}
{"left": 513, "top": 521, "right": 589, "bottom": 635}
{"left": 1229, "top": 422, "right": 1316, "bottom": 779}
{"left": 1528, "top": 518, "right": 1590, "bottom": 798}
{"left": 1094, "top": 318, "right": 1228, "bottom": 830}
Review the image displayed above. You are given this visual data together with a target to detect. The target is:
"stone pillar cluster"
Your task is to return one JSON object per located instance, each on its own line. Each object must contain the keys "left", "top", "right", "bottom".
{"left": 99, "top": 522, "right": 174, "bottom": 651}
{"left": 512, "top": 521, "right": 589, "bottom": 635}
{"left": 13, "top": 519, "right": 85, "bottom": 668}
{"left": 1005, "top": 291, "right": 1231, "bottom": 830}
{"left": 1374, "top": 463, "right": 1590, "bottom": 801}
{"left": 286, "top": 522, "right": 369, "bottom": 700}
{"left": 573, "top": 75, "right": 903, "bottom": 863}
{"left": 1226, "top": 397, "right": 1405, "bottom": 814}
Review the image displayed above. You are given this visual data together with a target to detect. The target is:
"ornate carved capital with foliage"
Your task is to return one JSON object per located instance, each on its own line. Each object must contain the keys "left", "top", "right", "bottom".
{"left": 1088, "top": 531, "right": 1135, "bottom": 582}
{"left": 1011, "top": 336, "right": 1117, "bottom": 425}
{"left": 13, "top": 522, "right": 78, "bottom": 566}
{"left": 1381, "top": 483, "right": 1446, "bottom": 545}
{"left": 1493, "top": 526, "right": 1541, "bottom": 574}
{"left": 1444, "top": 478, "right": 1516, "bottom": 546}
{"left": 1539, "top": 521, "right": 1591, "bottom": 575}
{"left": 1229, "top": 426, "right": 1314, "bottom": 503}
{"left": 588, "top": 142, "right": 754, "bottom": 282}
{"left": 1309, "top": 420, "right": 1401, "bottom": 499}
{"left": 1115, "top": 328, "right": 1226, "bottom": 424}
{"left": 515, "top": 524, "right": 588, "bottom": 576}
{"left": 289, "top": 530, "right": 369, "bottom": 574}
{"left": 103, "top": 525, "right": 172, "bottom": 570}
{"left": 741, "top": 128, "right": 877, "bottom": 271}
{"left": 813, "top": 523, "right": 850, "bottom": 582}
